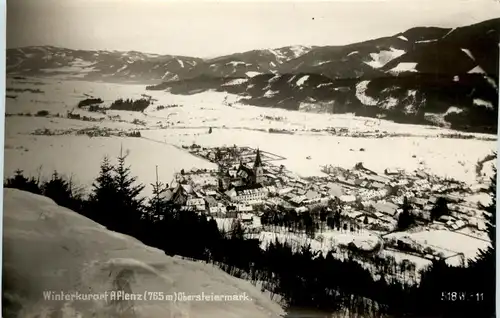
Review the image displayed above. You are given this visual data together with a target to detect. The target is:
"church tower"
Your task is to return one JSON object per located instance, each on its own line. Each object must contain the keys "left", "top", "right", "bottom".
{"left": 253, "top": 148, "right": 264, "bottom": 185}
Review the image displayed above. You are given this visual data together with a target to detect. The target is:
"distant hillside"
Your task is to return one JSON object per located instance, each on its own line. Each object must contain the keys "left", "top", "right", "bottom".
{"left": 146, "top": 19, "right": 499, "bottom": 133}
{"left": 6, "top": 45, "right": 312, "bottom": 84}
{"left": 7, "top": 18, "right": 499, "bottom": 133}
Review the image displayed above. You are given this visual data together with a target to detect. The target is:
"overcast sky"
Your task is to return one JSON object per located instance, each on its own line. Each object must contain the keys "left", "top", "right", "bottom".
{"left": 7, "top": 0, "right": 500, "bottom": 58}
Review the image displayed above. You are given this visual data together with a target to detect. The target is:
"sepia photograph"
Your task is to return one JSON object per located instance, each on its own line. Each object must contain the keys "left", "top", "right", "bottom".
{"left": 3, "top": 0, "right": 499, "bottom": 317}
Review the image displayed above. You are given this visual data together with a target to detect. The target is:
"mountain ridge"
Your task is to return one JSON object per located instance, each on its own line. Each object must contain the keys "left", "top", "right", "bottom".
{"left": 7, "top": 18, "right": 499, "bottom": 133}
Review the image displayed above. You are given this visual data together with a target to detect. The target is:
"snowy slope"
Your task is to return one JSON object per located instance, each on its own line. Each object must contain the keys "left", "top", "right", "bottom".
{"left": 3, "top": 188, "right": 285, "bottom": 318}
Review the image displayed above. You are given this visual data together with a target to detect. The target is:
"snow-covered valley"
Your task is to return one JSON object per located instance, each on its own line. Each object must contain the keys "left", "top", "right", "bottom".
{"left": 4, "top": 77, "right": 496, "bottom": 196}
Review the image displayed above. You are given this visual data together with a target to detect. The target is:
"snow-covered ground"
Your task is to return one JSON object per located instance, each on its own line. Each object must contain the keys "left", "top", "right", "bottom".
{"left": 3, "top": 188, "right": 284, "bottom": 317}
{"left": 5, "top": 77, "right": 497, "bottom": 195}
{"left": 146, "top": 128, "right": 495, "bottom": 185}
{"left": 379, "top": 249, "right": 432, "bottom": 272}
{"left": 4, "top": 134, "right": 216, "bottom": 197}
{"left": 253, "top": 228, "right": 381, "bottom": 256}
{"left": 385, "top": 229, "right": 490, "bottom": 265}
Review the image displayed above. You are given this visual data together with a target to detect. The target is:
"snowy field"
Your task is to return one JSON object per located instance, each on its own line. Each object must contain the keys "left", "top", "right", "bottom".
{"left": 3, "top": 188, "right": 284, "bottom": 318}
{"left": 385, "top": 229, "right": 490, "bottom": 265}
{"left": 145, "top": 128, "right": 495, "bottom": 184}
{"left": 379, "top": 249, "right": 433, "bottom": 272}
{"left": 4, "top": 134, "right": 216, "bottom": 197}
{"left": 5, "top": 77, "right": 497, "bottom": 195}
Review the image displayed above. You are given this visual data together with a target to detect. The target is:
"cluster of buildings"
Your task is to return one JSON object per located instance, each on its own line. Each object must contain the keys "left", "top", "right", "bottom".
{"left": 161, "top": 145, "right": 486, "bottom": 239}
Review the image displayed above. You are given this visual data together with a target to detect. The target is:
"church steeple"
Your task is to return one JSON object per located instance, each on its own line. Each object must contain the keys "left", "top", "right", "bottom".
{"left": 253, "top": 148, "right": 264, "bottom": 185}
{"left": 254, "top": 148, "right": 262, "bottom": 168}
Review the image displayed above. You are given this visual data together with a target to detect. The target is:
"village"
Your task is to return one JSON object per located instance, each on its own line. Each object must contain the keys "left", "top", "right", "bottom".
{"left": 159, "top": 144, "right": 491, "bottom": 281}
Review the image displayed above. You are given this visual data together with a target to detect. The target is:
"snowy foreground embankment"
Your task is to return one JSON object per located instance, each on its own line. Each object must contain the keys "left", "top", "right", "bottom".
{"left": 2, "top": 189, "right": 284, "bottom": 318}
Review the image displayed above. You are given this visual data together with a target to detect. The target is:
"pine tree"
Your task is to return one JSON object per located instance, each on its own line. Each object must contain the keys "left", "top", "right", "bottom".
{"left": 147, "top": 166, "right": 169, "bottom": 221}
{"left": 90, "top": 156, "right": 116, "bottom": 202}
{"left": 430, "top": 197, "right": 449, "bottom": 221}
{"left": 397, "top": 197, "right": 414, "bottom": 230}
{"left": 88, "top": 156, "right": 118, "bottom": 224}
{"left": 479, "top": 166, "right": 496, "bottom": 257}
{"left": 230, "top": 219, "right": 245, "bottom": 240}
{"left": 114, "top": 147, "right": 145, "bottom": 226}
{"left": 42, "top": 171, "right": 72, "bottom": 207}
{"left": 472, "top": 165, "right": 496, "bottom": 267}
{"left": 4, "top": 169, "right": 42, "bottom": 194}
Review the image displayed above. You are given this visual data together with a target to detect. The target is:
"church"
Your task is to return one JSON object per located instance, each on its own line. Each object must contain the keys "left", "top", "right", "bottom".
{"left": 236, "top": 148, "right": 264, "bottom": 186}
{"left": 224, "top": 149, "right": 268, "bottom": 204}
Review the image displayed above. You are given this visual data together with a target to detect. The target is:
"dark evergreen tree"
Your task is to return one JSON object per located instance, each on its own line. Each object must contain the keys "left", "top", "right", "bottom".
{"left": 230, "top": 219, "right": 245, "bottom": 240}
{"left": 397, "top": 197, "right": 414, "bottom": 230}
{"left": 4, "top": 169, "right": 42, "bottom": 194}
{"left": 41, "top": 171, "right": 73, "bottom": 207}
{"left": 467, "top": 166, "right": 496, "bottom": 316}
{"left": 114, "top": 148, "right": 145, "bottom": 233}
{"left": 430, "top": 197, "right": 450, "bottom": 220}
{"left": 87, "top": 156, "right": 118, "bottom": 225}
{"left": 477, "top": 166, "right": 496, "bottom": 259}
{"left": 146, "top": 166, "right": 169, "bottom": 221}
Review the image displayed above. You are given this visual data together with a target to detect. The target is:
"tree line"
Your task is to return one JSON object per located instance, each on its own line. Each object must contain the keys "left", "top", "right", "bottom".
{"left": 109, "top": 98, "right": 151, "bottom": 112}
{"left": 4, "top": 151, "right": 496, "bottom": 317}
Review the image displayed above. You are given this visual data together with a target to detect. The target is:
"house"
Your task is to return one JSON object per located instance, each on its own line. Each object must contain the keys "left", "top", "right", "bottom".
{"left": 438, "top": 215, "right": 454, "bottom": 222}
{"left": 428, "top": 196, "right": 438, "bottom": 204}
{"left": 205, "top": 190, "right": 217, "bottom": 197}
{"left": 278, "top": 187, "right": 294, "bottom": 195}
{"left": 186, "top": 198, "right": 206, "bottom": 211}
{"left": 415, "top": 209, "right": 431, "bottom": 221}
{"left": 239, "top": 213, "right": 254, "bottom": 223}
{"left": 416, "top": 171, "right": 429, "bottom": 179}
{"left": 444, "top": 194, "right": 462, "bottom": 203}
{"left": 226, "top": 205, "right": 238, "bottom": 218}
{"left": 411, "top": 197, "right": 428, "bottom": 208}
{"left": 374, "top": 211, "right": 385, "bottom": 218}
{"left": 354, "top": 179, "right": 365, "bottom": 187}
{"left": 159, "top": 189, "right": 174, "bottom": 201}
{"left": 370, "top": 181, "right": 385, "bottom": 190}
{"left": 345, "top": 210, "right": 364, "bottom": 220}
{"left": 372, "top": 202, "right": 399, "bottom": 216}
{"left": 295, "top": 188, "right": 307, "bottom": 196}
{"left": 336, "top": 177, "right": 357, "bottom": 187}
{"left": 290, "top": 195, "right": 307, "bottom": 206}
{"left": 237, "top": 205, "right": 253, "bottom": 213}
{"left": 264, "top": 173, "right": 277, "bottom": 181}
{"left": 423, "top": 204, "right": 434, "bottom": 211}
{"left": 384, "top": 168, "right": 399, "bottom": 176}
{"left": 225, "top": 184, "right": 268, "bottom": 204}
{"left": 266, "top": 185, "right": 277, "bottom": 194}
{"left": 339, "top": 195, "right": 356, "bottom": 203}
{"left": 170, "top": 184, "right": 189, "bottom": 205}
{"left": 205, "top": 196, "right": 218, "bottom": 208}
{"left": 366, "top": 175, "right": 391, "bottom": 184}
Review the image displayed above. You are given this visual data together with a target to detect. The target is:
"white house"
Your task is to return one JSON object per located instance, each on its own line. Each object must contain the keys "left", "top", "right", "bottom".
{"left": 225, "top": 186, "right": 268, "bottom": 204}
